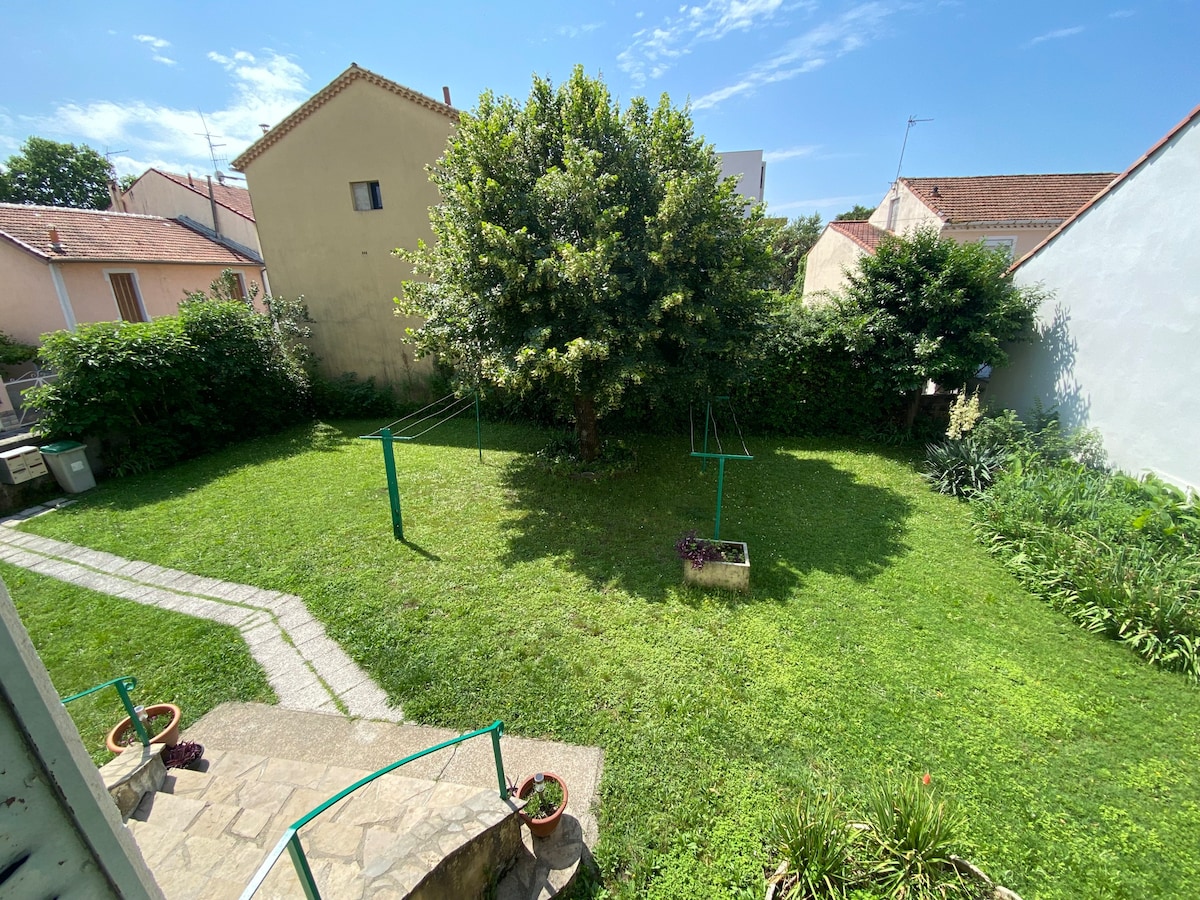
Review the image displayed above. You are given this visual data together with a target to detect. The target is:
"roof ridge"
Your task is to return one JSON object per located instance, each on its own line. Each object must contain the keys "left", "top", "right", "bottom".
{"left": 231, "top": 62, "right": 458, "bottom": 171}
{"left": 147, "top": 170, "right": 256, "bottom": 221}
{"left": 901, "top": 172, "right": 1119, "bottom": 181}
{"left": 0, "top": 202, "right": 174, "bottom": 222}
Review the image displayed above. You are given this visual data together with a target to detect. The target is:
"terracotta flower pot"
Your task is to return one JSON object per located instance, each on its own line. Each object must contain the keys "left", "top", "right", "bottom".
{"left": 105, "top": 703, "right": 182, "bottom": 754}
{"left": 516, "top": 772, "right": 568, "bottom": 838}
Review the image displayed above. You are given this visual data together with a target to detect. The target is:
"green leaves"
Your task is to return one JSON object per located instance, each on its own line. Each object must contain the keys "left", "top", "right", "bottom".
{"left": 0, "top": 137, "right": 115, "bottom": 209}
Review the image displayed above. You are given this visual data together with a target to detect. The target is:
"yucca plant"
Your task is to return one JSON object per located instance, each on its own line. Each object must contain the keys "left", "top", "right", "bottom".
{"left": 923, "top": 438, "right": 1008, "bottom": 498}
{"left": 767, "top": 790, "right": 862, "bottom": 898}
{"left": 865, "top": 777, "right": 965, "bottom": 899}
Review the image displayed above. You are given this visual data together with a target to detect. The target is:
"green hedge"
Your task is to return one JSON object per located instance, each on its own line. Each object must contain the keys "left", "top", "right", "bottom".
{"left": 28, "top": 300, "right": 310, "bottom": 474}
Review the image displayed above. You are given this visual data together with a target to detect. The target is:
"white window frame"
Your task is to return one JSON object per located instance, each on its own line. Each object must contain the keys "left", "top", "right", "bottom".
{"left": 980, "top": 236, "right": 1017, "bottom": 260}
{"left": 350, "top": 180, "right": 383, "bottom": 211}
{"left": 886, "top": 196, "right": 900, "bottom": 231}
{"left": 102, "top": 269, "right": 148, "bottom": 323}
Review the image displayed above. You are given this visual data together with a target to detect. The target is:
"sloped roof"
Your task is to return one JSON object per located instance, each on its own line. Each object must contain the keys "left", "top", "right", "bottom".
{"left": 901, "top": 173, "right": 1118, "bottom": 225}
{"left": 146, "top": 170, "right": 256, "bottom": 222}
{"left": 828, "top": 219, "right": 889, "bottom": 252}
{"left": 1013, "top": 102, "right": 1200, "bottom": 271}
{"left": 231, "top": 63, "right": 458, "bottom": 171}
{"left": 0, "top": 203, "right": 260, "bottom": 265}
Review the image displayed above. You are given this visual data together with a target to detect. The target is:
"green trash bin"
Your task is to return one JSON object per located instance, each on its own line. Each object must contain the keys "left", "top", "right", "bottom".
{"left": 40, "top": 441, "right": 96, "bottom": 493}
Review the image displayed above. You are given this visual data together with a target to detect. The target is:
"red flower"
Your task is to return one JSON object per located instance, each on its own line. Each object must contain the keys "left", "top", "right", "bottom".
{"left": 922, "top": 772, "right": 932, "bottom": 786}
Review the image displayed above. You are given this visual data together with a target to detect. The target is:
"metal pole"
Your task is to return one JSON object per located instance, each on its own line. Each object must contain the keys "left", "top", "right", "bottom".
{"left": 714, "top": 456, "right": 727, "bottom": 541}
{"left": 474, "top": 392, "right": 483, "bottom": 463}
{"left": 286, "top": 834, "right": 323, "bottom": 900}
{"left": 490, "top": 723, "right": 508, "bottom": 799}
{"left": 381, "top": 428, "right": 404, "bottom": 542}
{"left": 114, "top": 678, "right": 150, "bottom": 747}
{"left": 702, "top": 399, "right": 712, "bottom": 473}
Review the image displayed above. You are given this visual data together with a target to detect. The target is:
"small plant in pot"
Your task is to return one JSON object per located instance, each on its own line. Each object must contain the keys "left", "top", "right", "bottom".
{"left": 516, "top": 772, "right": 568, "bottom": 838}
{"left": 105, "top": 703, "right": 182, "bottom": 754}
{"left": 675, "top": 530, "right": 750, "bottom": 592}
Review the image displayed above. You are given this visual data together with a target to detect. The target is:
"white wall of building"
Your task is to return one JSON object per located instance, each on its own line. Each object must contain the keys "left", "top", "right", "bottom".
{"left": 987, "top": 115, "right": 1200, "bottom": 490}
{"left": 717, "top": 150, "right": 765, "bottom": 208}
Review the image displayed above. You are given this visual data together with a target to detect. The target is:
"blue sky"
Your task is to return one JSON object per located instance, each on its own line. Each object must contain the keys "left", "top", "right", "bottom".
{"left": 2, "top": 1, "right": 1197, "bottom": 222}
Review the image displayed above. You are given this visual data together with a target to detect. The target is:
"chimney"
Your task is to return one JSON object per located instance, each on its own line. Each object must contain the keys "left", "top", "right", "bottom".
{"left": 188, "top": 173, "right": 194, "bottom": 187}
{"left": 442, "top": 86, "right": 452, "bottom": 107}
{"left": 48, "top": 226, "right": 64, "bottom": 252}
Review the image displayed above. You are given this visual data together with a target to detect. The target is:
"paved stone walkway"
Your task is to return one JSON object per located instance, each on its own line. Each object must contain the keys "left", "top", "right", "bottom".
{"left": 0, "top": 510, "right": 401, "bottom": 722}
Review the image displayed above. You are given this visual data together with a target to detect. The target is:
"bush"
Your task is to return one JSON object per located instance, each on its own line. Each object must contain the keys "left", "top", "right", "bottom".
{"left": 767, "top": 790, "right": 860, "bottom": 898}
{"left": 27, "top": 300, "right": 310, "bottom": 474}
{"left": 923, "top": 438, "right": 1008, "bottom": 498}
{"left": 311, "top": 372, "right": 399, "bottom": 419}
{"left": 0, "top": 330, "right": 37, "bottom": 366}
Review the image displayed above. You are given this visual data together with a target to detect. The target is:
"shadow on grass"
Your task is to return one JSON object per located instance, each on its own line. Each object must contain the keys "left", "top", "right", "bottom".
{"left": 497, "top": 439, "right": 914, "bottom": 603}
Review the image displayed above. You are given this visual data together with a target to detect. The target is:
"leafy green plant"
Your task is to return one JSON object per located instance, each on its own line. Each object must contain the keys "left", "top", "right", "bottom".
{"left": 767, "top": 790, "right": 862, "bottom": 899}
{"left": 0, "top": 330, "right": 37, "bottom": 366}
{"left": 521, "top": 776, "right": 565, "bottom": 819}
{"left": 865, "top": 777, "right": 966, "bottom": 899}
{"left": 923, "top": 439, "right": 1008, "bottom": 498}
{"left": 675, "top": 531, "right": 746, "bottom": 569}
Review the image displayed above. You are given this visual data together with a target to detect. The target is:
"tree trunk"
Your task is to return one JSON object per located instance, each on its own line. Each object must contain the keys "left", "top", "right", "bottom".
{"left": 903, "top": 389, "right": 922, "bottom": 431}
{"left": 574, "top": 394, "right": 601, "bottom": 462}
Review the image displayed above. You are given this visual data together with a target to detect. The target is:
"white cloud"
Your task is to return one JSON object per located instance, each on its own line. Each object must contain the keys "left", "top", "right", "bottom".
{"left": 27, "top": 50, "right": 309, "bottom": 176}
{"left": 763, "top": 145, "right": 820, "bottom": 163}
{"left": 619, "top": 0, "right": 798, "bottom": 84}
{"left": 768, "top": 193, "right": 877, "bottom": 213}
{"left": 133, "top": 34, "right": 170, "bottom": 50}
{"left": 556, "top": 22, "right": 604, "bottom": 38}
{"left": 1108, "top": 9, "right": 1135, "bottom": 18}
{"left": 1026, "top": 25, "right": 1084, "bottom": 46}
{"left": 692, "top": 2, "right": 892, "bottom": 110}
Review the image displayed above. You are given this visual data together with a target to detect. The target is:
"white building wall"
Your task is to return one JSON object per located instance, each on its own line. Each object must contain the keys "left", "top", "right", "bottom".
{"left": 801, "top": 228, "right": 868, "bottom": 300}
{"left": 717, "top": 150, "right": 765, "bottom": 209}
{"left": 987, "top": 116, "right": 1200, "bottom": 490}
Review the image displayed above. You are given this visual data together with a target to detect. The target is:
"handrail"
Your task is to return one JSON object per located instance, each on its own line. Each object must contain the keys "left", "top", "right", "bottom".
{"left": 61, "top": 675, "right": 150, "bottom": 747}
{"left": 239, "top": 719, "right": 508, "bottom": 900}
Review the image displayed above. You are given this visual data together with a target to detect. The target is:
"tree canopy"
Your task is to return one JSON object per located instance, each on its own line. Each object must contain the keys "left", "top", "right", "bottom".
{"left": 835, "top": 204, "right": 877, "bottom": 220}
{"left": 766, "top": 213, "right": 822, "bottom": 296}
{"left": 0, "top": 137, "right": 115, "bottom": 210}
{"left": 840, "top": 226, "right": 1039, "bottom": 418}
{"left": 399, "top": 67, "right": 772, "bottom": 459}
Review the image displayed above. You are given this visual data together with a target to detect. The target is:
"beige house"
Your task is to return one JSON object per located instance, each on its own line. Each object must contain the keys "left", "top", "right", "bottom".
{"left": 232, "top": 64, "right": 458, "bottom": 391}
{"left": 113, "top": 168, "right": 261, "bottom": 258}
{"left": 0, "top": 203, "right": 262, "bottom": 346}
{"left": 801, "top": 173, "right": 1117, "bottom": 300}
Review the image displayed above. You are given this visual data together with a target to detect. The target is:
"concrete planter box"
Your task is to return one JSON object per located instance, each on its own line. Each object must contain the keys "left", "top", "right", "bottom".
{"left": 682, "top": 541, "right": 750, "bottom": 592}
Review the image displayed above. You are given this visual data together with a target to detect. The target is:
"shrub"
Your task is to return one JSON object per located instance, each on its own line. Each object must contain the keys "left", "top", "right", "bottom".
{"left": 311, "top": 372, "right": 399, "bottom": 419}
{"left": 923, "top": 439, "right": 1008, "bottom": 498}
{"left": 0, "top": 330, "right": 37, "bottom": 366}
{"left": 767, "top": 790, "right": 861, "bottom": 898}
{"left": 27, "top": 300, "right": 310, "bottom": 474}
{"left": 865, "top": 778, "right": 968, "bottom": 899}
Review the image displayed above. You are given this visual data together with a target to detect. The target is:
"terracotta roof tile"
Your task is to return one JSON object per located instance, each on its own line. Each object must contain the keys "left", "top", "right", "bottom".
{"left": 232, "top": 63, "right": 458, "bottom": 171}
{"left": 901, "top": 174, "right": 1118, "bottom": 224}
{"left": 148, "top": 170, "right": 256, "bottom": 221}
{"left": 829, "top": 219, "right": 889, "bottom": 252}
{"left": 0, "top": 204, "right": 259, "bottom": 265}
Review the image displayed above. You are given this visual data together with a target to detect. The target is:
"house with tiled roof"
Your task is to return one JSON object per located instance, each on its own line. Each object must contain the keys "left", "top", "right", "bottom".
{"left": 801, "top": 172, "right": 1117, "bottom": 300}
{"left": 231, "top": 63, "right": 459, "bottom": 391}
{"left": 987, "top": 103, "right": 1200, "bottom": 490}
{"left": 113, "top": 168, "right": 261, "bottom": 257}
{"left": 0, "top": 203, "right": 263, "bottom": 347}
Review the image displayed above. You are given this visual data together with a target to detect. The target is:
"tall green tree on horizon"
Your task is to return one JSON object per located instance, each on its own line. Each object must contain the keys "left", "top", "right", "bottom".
{"left": 0, "top": 137, "right": 115, "bottom": 209}
{"left": 399, "top": 67, "right": 772, "bottom": 460}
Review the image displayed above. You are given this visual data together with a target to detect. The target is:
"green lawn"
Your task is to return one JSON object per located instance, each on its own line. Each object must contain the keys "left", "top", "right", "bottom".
{"left": 8, "top": 420, "right": 1199, "bottom": 899}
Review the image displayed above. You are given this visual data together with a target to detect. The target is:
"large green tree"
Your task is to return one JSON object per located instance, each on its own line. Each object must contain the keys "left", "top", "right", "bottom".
{"left": 834, "top": 203, "right": 876, "bottom": 221}
{"left": 840, "top": 226, "right": 1040, "bottom": 425}
{"left": 0, "top": 137, "right": 115, "bottom": 209}
{"left": 766, "top": 213, "right": 822, "bottom": 296}
{"left": 399, "top": 67, "right": 771, "bottom": 460}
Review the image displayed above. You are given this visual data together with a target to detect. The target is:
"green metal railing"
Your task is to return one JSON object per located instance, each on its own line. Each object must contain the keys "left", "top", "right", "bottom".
{"left": 239, "top": 720, "right": 508, "bottom": 900}
{"left": 61, "top": 675, "right": 150, "bottom": 747}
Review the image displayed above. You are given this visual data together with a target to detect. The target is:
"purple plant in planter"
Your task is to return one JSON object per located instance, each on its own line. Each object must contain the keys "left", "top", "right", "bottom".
{"left": 675, "top": 530, "right": 729, "bottom": 570}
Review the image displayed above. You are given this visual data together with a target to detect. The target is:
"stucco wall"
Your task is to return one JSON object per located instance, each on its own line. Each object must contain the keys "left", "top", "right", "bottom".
{"left": 120, "top": 172, "right": 261, "bottom": 254}
{"left": 58, "top": 262, "right": 261, "bottom": 326}
{"left": 942, "top": 225, "right": 1055, "bottom": 263}
{"left": 0, "top": 244, "right": 68, "bottom": 343}
{"left": 242, "top": 78, "right": 454, "bottom": 391}
{"left": 987, "top": 116, "right": 1200, "bottom": 490}
{"left": 801, "top": 228, "right": 867, "bottom": 300}
{"left": 868, "top": 183, "right": 942, "bottom": 234}
{"left": 717, "top": 150, "right": 765, "bottom": 205}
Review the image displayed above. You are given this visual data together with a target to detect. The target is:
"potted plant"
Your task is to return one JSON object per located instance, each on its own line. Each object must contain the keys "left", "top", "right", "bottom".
{"left": 105, "top": 703, "right": 182, "bottom": 754}
{"left": 516, "top": 771, "right": 568, "bottom": 838}
{"left": 676, "top": 530, "right": 750, "bottom": 592}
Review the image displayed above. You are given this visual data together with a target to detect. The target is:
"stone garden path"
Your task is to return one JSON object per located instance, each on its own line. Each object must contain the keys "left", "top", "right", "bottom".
{"left": 0, "top": 507, "right": 401, "bottom": 722}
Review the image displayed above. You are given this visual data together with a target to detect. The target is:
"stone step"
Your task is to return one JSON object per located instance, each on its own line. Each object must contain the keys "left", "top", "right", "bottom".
{"left": 127, "top": 743, "right": 521, "bottom": 898}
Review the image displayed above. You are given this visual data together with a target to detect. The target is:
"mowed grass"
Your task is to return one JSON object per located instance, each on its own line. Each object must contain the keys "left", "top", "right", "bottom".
{"left": 4, "top": 565, "right": 275, "bottom": 764}
{"left": 10, "top": 419, "right": 1200, "bottom": 898}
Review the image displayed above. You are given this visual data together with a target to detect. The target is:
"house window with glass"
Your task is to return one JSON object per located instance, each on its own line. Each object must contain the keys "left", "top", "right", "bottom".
{"left": 981, "top": 237, "right": 1016, "bottom": 260}
{"left": 351, "top": 181, "right": 383, "bottom": 211}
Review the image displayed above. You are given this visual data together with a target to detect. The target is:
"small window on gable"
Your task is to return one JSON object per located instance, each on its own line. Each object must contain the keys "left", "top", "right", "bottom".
{"left": 351, "top": 181, "right": 383, "bottom": 211}
{"left": 886, "top": 196, "right": 900, "bottom": 231}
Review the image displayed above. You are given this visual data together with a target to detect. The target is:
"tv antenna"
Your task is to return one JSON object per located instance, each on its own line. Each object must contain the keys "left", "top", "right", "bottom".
{"left": 895, "top": 115, "right": 933, "bottom": 182}
{"left": 195, "top": 111, "right": 228, "bottom": 174}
